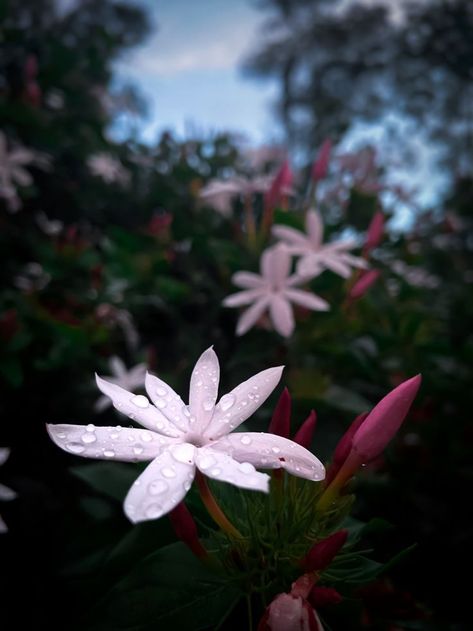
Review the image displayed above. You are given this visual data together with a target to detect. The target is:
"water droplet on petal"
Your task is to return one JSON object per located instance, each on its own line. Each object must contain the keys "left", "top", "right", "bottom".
{"left": 202, "top": 398, "right": 214, "bottom": 412}
{"left": 146, "top": 503, "right": 162, "bottom": 519}
{"left": 239, "top": 462, "right": 255, "bottom": 474}
{"left": 148, "top": 479, "right": 168, "bottom": 495}
{"left": 132, "top": 394, "right": 149, "bottom": 408}
{"left": 156, "top": 386, "right": 167, "bottom": 396}
{"left": 219, "top": 394, "right": 235, "bottom": 411}
{"left": 210, "top": 467, "right": 221, "bottom": 477}
{"left": 156, "top": 399, "right": 166, "bottom": 409}
{"left": 133, "top": 445, "right": 144, "bottom": 456}
{"left": 66, "top": 442, "right": 85, "bottom": 454}
{"left": 240, "top": 435, "right": 252, "bottom": 445}
{"left": 198, "top": 454, "right": 216, "bottom": 470}
{"left": 271, "top": 447, "right": 281, "bottom": 454}
{"left": 81, "top": 432, "right": 96, "bottom": 444}
{"left": 172, "top": 443, "right": 194, "bottom": 464}
{"left": 141, "top": 431, "right": 153, "bottom": 442}
{"left": 57, "top": 432, "right": 66, "bottom": 439}
{"left": 103, "top": 449, "right": 115, "bottom": 458}
{"left": 86, "top": 424, "right": 95, "bottom": 432}
{"left": 162, "top": 466, "right": 176, "bottom": 478}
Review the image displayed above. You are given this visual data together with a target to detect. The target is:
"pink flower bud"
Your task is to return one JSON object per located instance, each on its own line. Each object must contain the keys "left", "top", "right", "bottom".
{"left": 325, "top": 413, "right": 367, "bottom": 485}
{"left": 311, "top": 139, "right": 332, "bottom": 182}
{"left": 309, "top": 586, "right": 343, "bottom": 608}
{"left": 293, "top": 410, "right": 317, "bottom": 449}
{"left": 348, "top": 270, "right": 381, "bottom": 301}
{"left": 169, "top": 502, "right": 207, "bottom": 559}
{"left": 351, "top": 375, "right": 422, "bottom": 463}
{"left": 258, "top": 592, "right": 323, "bottom": 631}
{"left": 302, "top": 530, "right": 348, "bottom": 572}
{"left": 364, "top": 210, "right": 385, "bottom": 252}
{"left": 268, "top": 387, "right": 291, "bottom": 438}
{"left": 265, "top": 160, "right": 293, "bottom": 211}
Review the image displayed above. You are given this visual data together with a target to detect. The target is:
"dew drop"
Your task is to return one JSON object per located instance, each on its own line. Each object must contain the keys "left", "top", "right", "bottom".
{"left": 66, "top": 442, "right": 85, "bottom": 454}
{"left": 210, "top": 467, "right": 222, "bottom": 477}
{"left": 103, "top": 449, "right": 115, "bottom": 458}
{"left": 172, "top": 443, "right": 194, "bottom": 464}
{"left": 86, "top": 424, "right": 95, "bottom": 432}
{"left": 196, "top": 380, "right": 203, "bottom": 387}
{"left": 148, "top": 479, "right": 168, "bottom": 495}
{"left": 219, "top": 394, "right": 236, "bottom": 411}
{"left": 240, "top": 435, "right": 252, "bottom": 445}
{"left": 156, "top": 399, "right": 166, "bottom": 409}
{"left": 156, "top": 386, "right": 167, "bottom": 396}
{"left": 133, "top": 445, "right": 144, "bottom": 456}
{"left": 198, "top": 454, "right": 216, "bottom": 470}
{"left": 110, "top": 432, "right": 119, "bottom": 439}
{"left": 239, "top": 462, "right": 255, "bottom": 474}
{"left": 184, "top": 480, "right": 192, "bottom": 491}
{"left": 57, "top": 432, "right": 66, "bottom": 439}
{"left": 162, "top": 466, "right": 176, "bottom": 478}
{"left": 81, "top": 432, "right": 97, "bottom": 444}
{"left": 141, "top": 431, "right": 153, "bottom": 442}
{"left": 145, "top": 503, "right": 162, "bottom": 519}
{"left": 202, "top": 398, "right": 214, "bottom": 412}
{"left": 271, "top": 447, "right": 281, "bottom": 454}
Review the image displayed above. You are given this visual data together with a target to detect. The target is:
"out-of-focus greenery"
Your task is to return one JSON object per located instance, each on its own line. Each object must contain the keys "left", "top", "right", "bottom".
{"left": 1, "top": 1, "right": 472, "bottom": 630}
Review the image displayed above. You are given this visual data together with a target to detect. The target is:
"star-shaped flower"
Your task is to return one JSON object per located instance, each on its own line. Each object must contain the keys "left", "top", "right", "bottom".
{"left": 223, "top": 245, "right": 329, "bottom": 337}
{"left": 47, "top": 348, "right": 325, "bottom": 523}
{"left": 199, "top": 175, "right": 273, "bottom": 217}
{"left": 87, "top": 153, "right": 130, "bottom": 186}
{"left": 94, "top": 357, "right": 147, "bottom": 412}
{"left": 0, "top": 448, "right": 17, "bottom": 533}
{"left": 273, "top": 209, "right": 367, "bottom": 279}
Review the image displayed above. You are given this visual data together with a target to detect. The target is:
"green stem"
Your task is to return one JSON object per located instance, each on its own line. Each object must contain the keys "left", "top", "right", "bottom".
{"left": 246, "top": 594, "right": 254, "bottom": 631}
{"left": 195, "top": 470, "right": 242, "bottom": 538}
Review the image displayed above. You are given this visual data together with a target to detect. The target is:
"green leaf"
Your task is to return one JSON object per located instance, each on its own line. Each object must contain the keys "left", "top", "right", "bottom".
{"left": 70, "top": 462, "right": 142, "bottom": 502}
{"left": 85, "top": 542, "right": 241, "bottom": 631}
{"left": 0, "top": 356, "right": 23, "bottom": 387}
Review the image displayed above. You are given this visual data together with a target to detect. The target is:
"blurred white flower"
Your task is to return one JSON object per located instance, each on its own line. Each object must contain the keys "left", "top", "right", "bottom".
{"left": 199, "top": 175, "right": 273, "bottom": 217}
{"left": 14, "top": 262, "right": 51, "bottom": 292}
{"left": 87, "top": 153, "right": 130, "bottom": 186}
{"left": 0, "top": 131, "right": 50, "bottom": 212}
{"left": 36, "top": 211, "right": 63, "bottom": 236}
{"left": 48, "top": 348, "right": 325, "bottom": 523}
{"left": 223, "top": 245, "right": 329, "bottom": 337}
{"left": 0, "top": 448, "right": 17, "bottom": 533}
{"left": 390, "top": 260, "right": 440, "bottom": 289}
{"left": 94, "top": 357, "right": 146, "bottom": 412}
{"left": 273, "top": 209, "right": 367, "bottom": 279}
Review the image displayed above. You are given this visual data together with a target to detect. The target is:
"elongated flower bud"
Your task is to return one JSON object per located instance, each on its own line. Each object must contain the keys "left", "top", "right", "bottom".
{"left": 293, "top": 410, "right": 317, "bottom": 449}
{"left": 348, "top": 270, "right": 381, "bottom": 301}
{"left": 311, "top": 139, "right": 332, "bottom": 182}
{"left": 265, "top": 160, "right": 293, "bottom": 211}
{"left": 268, "top": 387, "right": 291, "bottom": 438}
{"left": 309, "top": 586, "right": 342, "bottom": 608}
{"left": 301, "top": 530, "right": 348, "bottom": 572}
{"left": 169, "top": 502, "right": 207, "bottom": 559}
{"left": 364, "top": 210, "right": 385, "bottom": 252}
{"left": 325, "top": 413, "right": 367, "bottom": 485}
{"left": 351, "top": 375, "right": 422, "bottom": 462}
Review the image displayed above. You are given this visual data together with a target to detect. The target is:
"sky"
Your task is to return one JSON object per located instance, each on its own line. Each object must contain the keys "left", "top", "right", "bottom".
{"left": 115, "top": 0, "right": 280, "bottom": 144}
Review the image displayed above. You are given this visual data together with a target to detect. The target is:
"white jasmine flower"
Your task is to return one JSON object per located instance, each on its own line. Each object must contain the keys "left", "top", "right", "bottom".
{"left": 48, "top": 348, "right": 325, "bottom": 523}
{"left": 0, "top": 448, "right": 17, "bottom": 533}
{"left": 87, "top": 153, "right": 130, "bottom": 186}
{"left": 273, "top": 209, "right": 367, "bottom": 279}
{"left": 199, "top": 175, "right": 273, "bottom": 217}
{"left": 94, "top": 357, "right": 146, "bottom": 412}
{"left": 0, "top": 131, "right": 49, "bottom": 211}
{"left": 223, "top": 245, "right": 329, "bottom": 337}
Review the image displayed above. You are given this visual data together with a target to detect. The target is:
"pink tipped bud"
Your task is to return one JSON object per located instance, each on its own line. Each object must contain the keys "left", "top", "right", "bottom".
{"left": 309, "top": 586, "right": 343, "bottom": 608}
{"left": 268, "top": 387, "right": 291, "bottom": 438}
{"left": 351, "top": 375, "right": 422, "bottom": 463}
{"left": 365, "top": 210, "right": 385, "bottom": 252}
{"left": 258, "top": 591, "right": 322, "bottom": 631}
{"left": 325, "top": 412, "right": 368, "bottom": 485}
{"left": 265, "top": 160, "right": 293, "bottom": 211}
{"left": 348, "top": 270, "right": 381, "bottom": 301}
{"left": 311, "top": 139, "right": 332, "bottom": 182}
{"left": 302, "top": 530, "right": 348, "bottom": 572}
{"left": 293, "top": 410, "right": 317, "bottom": 448}
{"left": 169, "top": 502, "right": 207, "bottom": 559}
